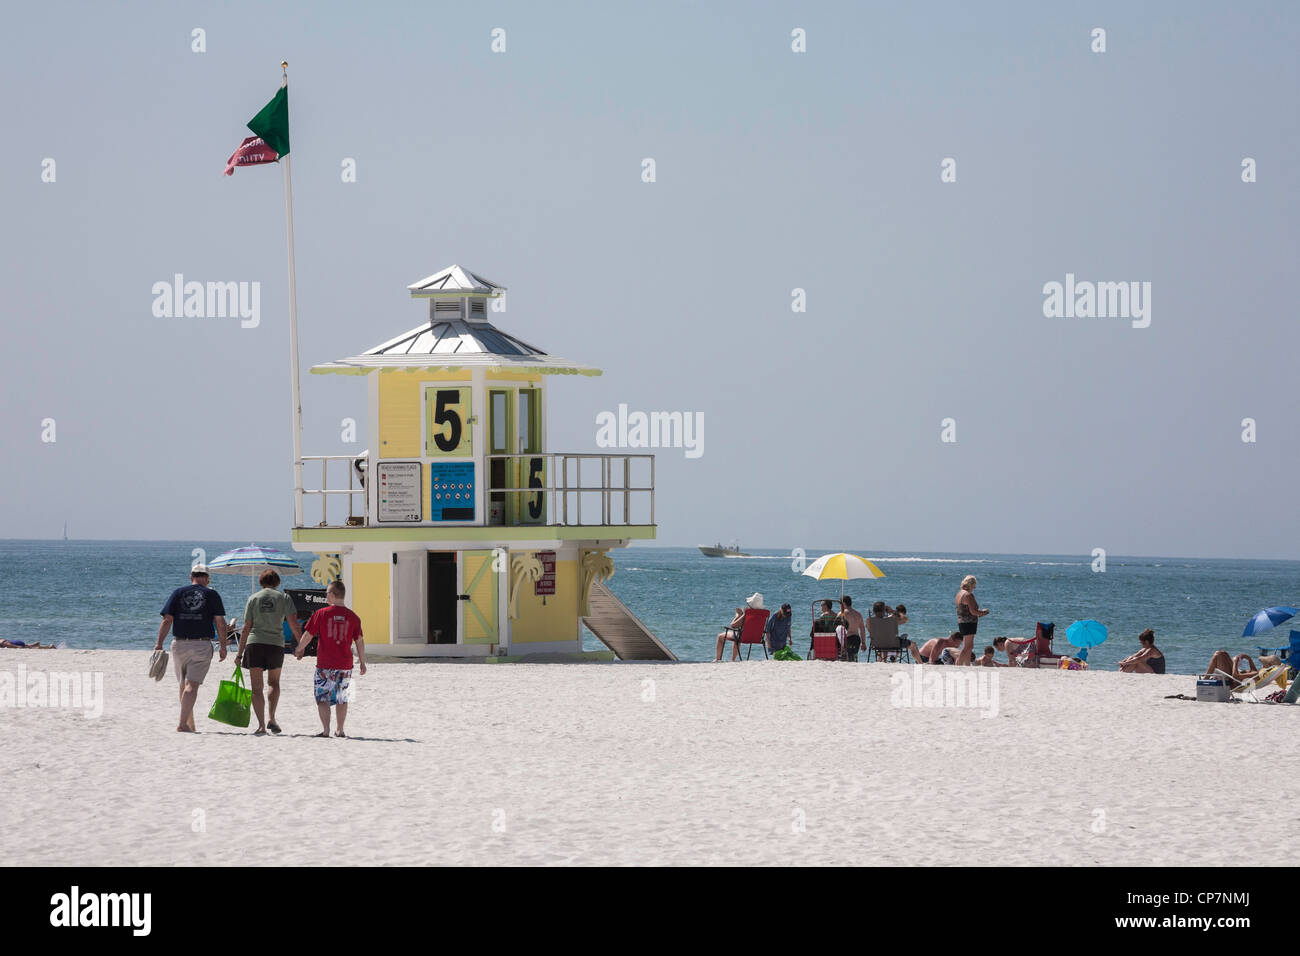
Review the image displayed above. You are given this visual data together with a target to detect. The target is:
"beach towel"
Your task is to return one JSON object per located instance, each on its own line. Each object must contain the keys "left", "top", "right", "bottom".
{"left": 148, "top": 649, "right": 169, "bottom": 681}
{"left": 207, "top": 667, "right": 252, "bottom": 728}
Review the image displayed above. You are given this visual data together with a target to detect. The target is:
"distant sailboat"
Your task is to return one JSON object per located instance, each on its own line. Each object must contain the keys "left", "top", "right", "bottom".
{"left": 62, "top": 521, "right": 69, "bottom": 541}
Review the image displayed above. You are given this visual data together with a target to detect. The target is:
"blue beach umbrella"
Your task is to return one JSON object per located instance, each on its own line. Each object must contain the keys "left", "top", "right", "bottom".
{"left": 1066, "top": 619, "right": 1108, "bottom": 661}
{"left": 208, "top": 545, "right": 303, "bottom": 595}
{"left": 1241, "top": 606, "right": 1297, "bottom": 638}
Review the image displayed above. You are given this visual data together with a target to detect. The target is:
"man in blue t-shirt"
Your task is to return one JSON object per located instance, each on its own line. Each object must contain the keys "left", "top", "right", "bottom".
{"left": 155, "top": 565, "right": 229, "bottom": 733}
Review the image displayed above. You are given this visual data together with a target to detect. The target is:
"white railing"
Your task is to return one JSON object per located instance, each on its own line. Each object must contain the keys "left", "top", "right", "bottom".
{"left": 486, "top": 452, "right": 655, "bottom": 527}
{"left": 296, "top": 452, "right": 655, "bottom": 529}
{"left": 299, "top": 455, "right": 367, "bottom": 528}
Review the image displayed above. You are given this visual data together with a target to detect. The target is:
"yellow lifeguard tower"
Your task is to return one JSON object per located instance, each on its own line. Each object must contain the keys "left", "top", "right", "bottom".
{"left": 291, "top": 265, "right": 672, "bottom": 660}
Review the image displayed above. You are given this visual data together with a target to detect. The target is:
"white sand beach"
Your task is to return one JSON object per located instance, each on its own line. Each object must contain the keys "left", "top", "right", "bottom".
{"left": 1, "top": 649, "right": 1290, "bottom": 866}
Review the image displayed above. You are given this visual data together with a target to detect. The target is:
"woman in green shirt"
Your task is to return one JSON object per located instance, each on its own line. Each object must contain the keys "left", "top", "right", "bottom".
{"left": 235, "top": 570, "right": 303, "bottom": 735}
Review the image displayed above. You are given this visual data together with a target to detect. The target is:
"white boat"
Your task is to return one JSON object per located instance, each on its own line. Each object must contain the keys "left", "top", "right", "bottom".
{"left": 698, "top": 542, "right": 749, "bottom": 558}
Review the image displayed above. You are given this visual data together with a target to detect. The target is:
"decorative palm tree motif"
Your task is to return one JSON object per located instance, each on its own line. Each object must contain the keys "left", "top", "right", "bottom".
{"left": 579, "top": 549, "right": 614, "bottom": 616}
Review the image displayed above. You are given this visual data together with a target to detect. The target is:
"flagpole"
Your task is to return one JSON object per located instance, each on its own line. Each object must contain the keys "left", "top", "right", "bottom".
{"left": 280, "top": 60, "right": 305, "bottom": 529}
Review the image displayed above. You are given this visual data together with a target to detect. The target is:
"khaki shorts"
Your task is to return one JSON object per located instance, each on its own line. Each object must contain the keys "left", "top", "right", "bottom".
{"left": 172, "top": 640, "right": 213, "bottom": 685}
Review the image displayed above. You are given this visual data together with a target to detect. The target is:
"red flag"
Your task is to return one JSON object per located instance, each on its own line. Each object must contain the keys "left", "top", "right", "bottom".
{"left": 223, "top": 136, "right": 279, "bottom": 176}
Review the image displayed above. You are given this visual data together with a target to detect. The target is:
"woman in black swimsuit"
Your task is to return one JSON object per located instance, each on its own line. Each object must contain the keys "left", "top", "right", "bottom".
{"left": 1118, "top": 629, "right": 1165, "bottom": 673}
{"left": 954, "top": 575, "right": 989, "bottom": 666}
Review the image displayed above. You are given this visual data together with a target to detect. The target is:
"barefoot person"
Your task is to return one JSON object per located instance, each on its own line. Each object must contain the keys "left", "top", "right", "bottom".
{"left": 234, "top": 570, "right": 302, "bottom": 736}
{"left": 714, "top": 593, "right": 764, "bottom": 661}
{"left": 954, "top": 575, "right": 989, "bottom": 666}
{"left": 919, "top": 632, "right": 964, "bottom": 664}
{"left": 296, "top": 580, "right": 365, "bottom": 738}
{"left": 1204, "top": 650, "right": 1280, "bottom": 688}
{"left": 1118, "top": 629, "right": 1165, "bottom": 673}
{"left": 155, "top": 565, "right": 229, "bottom": 733}
{"left": 839, "top": 596, "right": 866, "bottom": 659}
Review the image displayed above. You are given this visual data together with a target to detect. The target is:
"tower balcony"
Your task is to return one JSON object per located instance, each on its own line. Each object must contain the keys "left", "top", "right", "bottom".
{"left": 293, "top": 451, "right": 655, "bottom": 542}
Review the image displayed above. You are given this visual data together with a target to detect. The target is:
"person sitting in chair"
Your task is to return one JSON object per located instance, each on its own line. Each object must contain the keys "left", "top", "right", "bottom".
{"left": 1204, "top": 650, "right": 1280, "bottom": 688}
{"left": 714, "top": 592, "right": 764, "bottom": 662}
{"left": 812, "top": 598, "right": 840, "bottom": 635}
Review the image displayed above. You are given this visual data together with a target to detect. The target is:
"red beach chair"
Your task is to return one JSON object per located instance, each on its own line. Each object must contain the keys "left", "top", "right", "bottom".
{"left": 723, "top": 608, "right": 770, "bottom": 659}
{"left": 810, "top": 633, "right": 840, "bottom": 661}
{"left": 808, "top": 600, "right": 842, "bottom": 661}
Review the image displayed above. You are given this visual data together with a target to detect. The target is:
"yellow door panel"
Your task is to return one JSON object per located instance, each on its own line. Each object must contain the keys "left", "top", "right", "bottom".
{"left": 462, "top": 550, "right": 499, "bottom": 645}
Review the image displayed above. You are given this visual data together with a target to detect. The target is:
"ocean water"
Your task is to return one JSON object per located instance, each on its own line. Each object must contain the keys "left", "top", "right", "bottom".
{"left": 605, "top": 547, "right": 1300, "bottom": 674}
{"left": 1, "top": 540, "right": 1295, "bottom": 675}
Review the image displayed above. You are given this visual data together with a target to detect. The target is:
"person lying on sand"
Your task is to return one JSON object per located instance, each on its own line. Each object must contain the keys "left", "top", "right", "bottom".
{"left": 919, "top": 633, "right": 963, "bottom": 664}
{"left": 1205, "top": 651, "right": 1281, "bottom": 688}
{"left": 0, "top": 639, "right": 57, "bottom": 649}
{"left": 1118, "top": 629, "right": 1165, "bottom": 673}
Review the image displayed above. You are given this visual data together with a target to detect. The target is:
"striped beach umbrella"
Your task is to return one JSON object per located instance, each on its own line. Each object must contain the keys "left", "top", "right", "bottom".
{"left": 802, "top": 552, "right": 885, "bottom": 598}
{"left": 207, "top": 545, "right": 303, "bottom": 594}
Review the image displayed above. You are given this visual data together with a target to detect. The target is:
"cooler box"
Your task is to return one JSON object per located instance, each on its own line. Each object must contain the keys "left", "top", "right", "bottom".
{"left": 1196, "top": 678, "right": 1231, "bottom": 703}
{"left": 282, "top": 587, "right": 328, "bottom": 656}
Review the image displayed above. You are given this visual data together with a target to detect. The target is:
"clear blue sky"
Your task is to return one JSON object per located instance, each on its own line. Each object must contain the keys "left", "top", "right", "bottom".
{"left": 2, "top": 1, "right": 1297, "bottom": 558}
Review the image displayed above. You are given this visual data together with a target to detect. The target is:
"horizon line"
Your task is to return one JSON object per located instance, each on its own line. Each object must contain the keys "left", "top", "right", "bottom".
{"left": 4, "top": 537, "right": 1297, "bottom": 564}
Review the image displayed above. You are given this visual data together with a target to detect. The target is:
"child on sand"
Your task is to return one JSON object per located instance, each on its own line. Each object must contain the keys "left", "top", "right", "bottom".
{"left": 295, "top": 580, "right": 366, "bottom": 738}
{"left": 975, "top": 646, "right": 1000, "bottom": 667}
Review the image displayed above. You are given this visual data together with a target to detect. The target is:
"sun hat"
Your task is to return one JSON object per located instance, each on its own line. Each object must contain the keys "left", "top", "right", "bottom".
{"left": 746, "top": 592, "right": 764, "bottom": 609}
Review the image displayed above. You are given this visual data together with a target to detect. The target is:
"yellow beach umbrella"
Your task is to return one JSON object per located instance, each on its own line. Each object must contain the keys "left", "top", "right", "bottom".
{"left": 802, "top": 552, "right": 885, "bottom": 598}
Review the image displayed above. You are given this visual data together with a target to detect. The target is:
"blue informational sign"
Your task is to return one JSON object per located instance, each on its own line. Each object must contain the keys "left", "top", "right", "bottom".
{"left": 430, "top": 461, "right": 476, "bottom": 522}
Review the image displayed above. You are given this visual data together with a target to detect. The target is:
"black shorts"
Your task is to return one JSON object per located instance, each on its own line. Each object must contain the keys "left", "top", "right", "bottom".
{"left": 243, "top": 644, "right": 285, "bottom": 671}
{"left": 958, "top": 621, "right": 978, "bottom": 636}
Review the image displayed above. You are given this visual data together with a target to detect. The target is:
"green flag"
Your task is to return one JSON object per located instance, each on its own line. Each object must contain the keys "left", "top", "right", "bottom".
{"left": 248, "top": 86, "right": 290, "bottom": 158}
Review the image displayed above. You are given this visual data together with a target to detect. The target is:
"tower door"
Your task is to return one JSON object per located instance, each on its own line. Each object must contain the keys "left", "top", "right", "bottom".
{"left": 515, "top": 388, "right": 546, "bottom": 524}
{"left": 461, "top": 550, "right": 499, "bottom": 645}
{"left": 426, "top": 552, "right": 457, "bottom": 644}
{"left": 487, "top": 389, "right": 512, "bottom": 525}
{"left": 394, "top": 551, "right": 425, "bottom": 643}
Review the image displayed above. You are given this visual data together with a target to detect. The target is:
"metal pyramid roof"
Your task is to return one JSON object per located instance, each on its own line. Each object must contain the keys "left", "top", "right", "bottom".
{"left": 310, "top": 267, "right": 599, "bottom": 377}
{"left": 407, "top": 264, "right": 505, "bottom": 297}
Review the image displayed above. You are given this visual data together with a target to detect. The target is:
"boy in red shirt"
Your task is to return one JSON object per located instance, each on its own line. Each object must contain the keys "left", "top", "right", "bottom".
{"left": 295, "top": 580, "right": 366, "bottom": 737}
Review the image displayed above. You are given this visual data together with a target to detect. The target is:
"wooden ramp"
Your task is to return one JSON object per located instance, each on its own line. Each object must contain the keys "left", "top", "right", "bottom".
{"left": 582, "top": 581, "right": 677, "bottom": 661}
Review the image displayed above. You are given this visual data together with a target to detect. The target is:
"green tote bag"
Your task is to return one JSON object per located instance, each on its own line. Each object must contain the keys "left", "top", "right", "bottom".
{"left": 207, "top": 667, "right": 252, "bottom": 728}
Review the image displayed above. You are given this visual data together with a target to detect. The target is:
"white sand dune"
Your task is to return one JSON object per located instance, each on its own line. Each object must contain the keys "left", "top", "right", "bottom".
{"left": 0, "top": 649, "right": 1291, "bottom": 866}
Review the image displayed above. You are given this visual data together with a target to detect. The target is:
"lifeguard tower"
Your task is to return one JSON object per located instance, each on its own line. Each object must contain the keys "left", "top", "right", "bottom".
{"left": 290, "top": 265, "right": 673, "bottom": 660}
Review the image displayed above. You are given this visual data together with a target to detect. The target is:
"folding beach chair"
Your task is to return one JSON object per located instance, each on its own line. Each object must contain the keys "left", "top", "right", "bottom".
{"left": 866, "top": 614, "right": 904, "bottom": 662}
{"left": 809, "top": 633, "right": 841, "bottom": 661}
{"left": 1256, "top": 630, "right": 1300, "bottom": 673}
{"left": 1034, "top": 621, "right": 1061, "bottom": 668}
{"left": 722, "top": 607, "right": 770, "bottom": 660}
{"left": 807, "top": 601, "right": 841, "bottom": 661}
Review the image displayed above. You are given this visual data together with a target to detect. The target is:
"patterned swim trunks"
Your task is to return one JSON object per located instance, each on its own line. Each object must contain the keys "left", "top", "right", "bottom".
{"left": 314, "top": 668, "right": 352, "bottom": 705}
